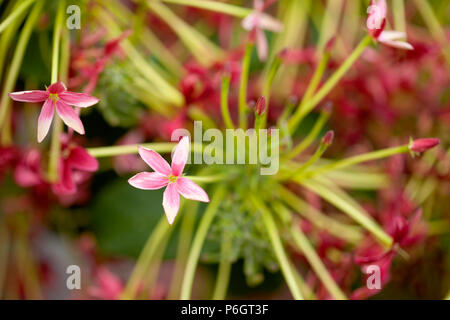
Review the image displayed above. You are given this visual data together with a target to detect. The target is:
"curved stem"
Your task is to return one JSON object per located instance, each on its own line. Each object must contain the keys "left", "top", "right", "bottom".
{"left": 290, "top": 223, "right": 346, "bottom": 300}
{"left": 47, "top": 0, "right": 65, "bottom": 182}
{"left": 0, "top": 0, "right": 35, "bottom": 34}
{"left": 250, "top": 195, "right": 304, "bottom": 300}
{"left": 121, "top": 217, "right": 171, "bottom": 299}
{"left": 167, "top": 202, "right": 198, "bottom": 299}
{"left": 302, "top": 145, "right": 410, "bottom": 179}
{"left": 0, "top": 0, "right": 43, "bottom": 144}
{"left": 238, "top": 43, "right": 253, "bottom": 129}
{"left": 180, "top": 186, "right": 226, "bottom": 300}
{"left": 212, "top": 233, "right": 232, "bottom": 300}
{"left": 288, "top": 35, "right": 372, "bottom": 132}
{"left": 161, "top": 0, "right": 251, "bottom": 17}
{"left": 220, "top": 73, "right": 234, "bottom": 129}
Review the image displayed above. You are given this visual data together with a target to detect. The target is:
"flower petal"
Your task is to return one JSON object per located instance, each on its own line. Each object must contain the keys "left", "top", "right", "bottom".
{"left": 68, "top": 146, "right": 99, "bottom": 172}
{"left": 9, "top": 90, "right": 48, "bottom": 103}
{"left": 52, "top": 159, "right": 76, "bottom": 195}
{"left": 37, "top": 99, "right": 55, "bottom": 143}
{"left": 258, "top": 13, "right": 283, "bottom": 32}
{"left": 379, "top": 39, "right": 414, "bottom": 50}
{"left": 256, "top": 28, "right": 268, "bottom": 61}
{"left": 59, "top": 91, "right": 100, "bottom": 108}
{"left": 138, "top": 146, "right": 171, "bottom": 176}
{"left": 241, "top": 12, "right": 258, "bottom": 31}
{"left": 128, "top": 172, "right": 168, "bottom": 190}
{"left": 162, "top": 183, "right": 180, "bottom": 225}
{"left": 47, "top": 81, "right": 67, "bottom": 94}
{"left": 378, "top": 30, "right": 407, "bottom": 42}
{"left": 55, "top": 100, "right": 85, "bottom": 135}
{"left": 175, "top": 177, "right": 209, "bottom": 202}
{"left": 171, "top": 136, "right": 190, "bottom": 176}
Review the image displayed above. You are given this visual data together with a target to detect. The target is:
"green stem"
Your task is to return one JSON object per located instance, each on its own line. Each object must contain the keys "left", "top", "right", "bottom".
{"left": 301, "top": 178, "right": 392, "bottom": 247}
{"left": 392, "top": 0, "right": 406, "bottom": 32}
{"left": 161, "top": 0, "right": 251, "bottom": 17}
{"left": 250, "top": 195, "right": 304, "bottom": 300}
{"left": 285, "top": 108, "right": 330, "bottom": 159}
{"left": 277, "top": 186, "right": 362, "bottom": 243}
{"left": 220, "top": 73, "right": 234, "bottom": 129}
{"left": 413, "top": 0, "right": 450, "bottom": 65}
{"left": 260, "top": 56, "right": 282, "bottom": 128}
{"left": 180, "top": 186, "right": 226, "bottom": 300}
{"left": 0, "top": 0, "right": 43, "bottom": 144}
{"left": 288, "top": 35, "right": 372, "bottom": 133}
{"left": 121, "top": 217, "right": 172, "bottom": 299}
{"left": 87, "top": 142, "right": 176, "bottom": 158}
{"left": 212, "top": 233, "right": 232, "bottom": 300}
{"left": 47, "top": 0, "right": 65, "bottom": 182}
{"left": 0, "top": 0, "right": 35, "bottom": 34}
{"left": 238, "top": 43, "right": 253, "bottom": 129}
{"left": 187, "top": 173, "right": 230, "bottom": 184}
{"left": 168, "top": 202, "right": 198, "bottom": 299}
{"left": 303, "top": 145, "right": 410, "bottom": 179}
{"left": 290, "top": 224, "right": 346, "bottom": 300}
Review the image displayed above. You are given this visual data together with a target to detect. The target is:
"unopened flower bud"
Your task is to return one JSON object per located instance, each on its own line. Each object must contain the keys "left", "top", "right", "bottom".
{"left": 322, "top": 130, "right": 334, "bottom": 146}
{"left": 255, "top": 96, "right": 266, "bottom": 115}
{"left": 409, "top": 138, "right": 440, "bottom": 153}
{"left": 325, "top": 36, "right": 336, "bottom": 53}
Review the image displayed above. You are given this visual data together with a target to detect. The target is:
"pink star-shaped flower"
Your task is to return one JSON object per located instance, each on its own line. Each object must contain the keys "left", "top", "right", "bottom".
{"left": 128, "top": 136, "right": 209, "bottom": 225}
{"left": 9, "top": 81, "right": 99, "bottom": 142}
{"left": 366, "top": 0, "right": 413, "bottom": 50}
{"left": 241, "top": 0, "right": 283, "bottom": 61}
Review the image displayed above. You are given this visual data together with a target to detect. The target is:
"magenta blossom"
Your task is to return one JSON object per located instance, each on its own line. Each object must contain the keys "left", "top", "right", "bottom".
{"left": 409, "top": 138, "right": 440, "bottom": 154}
{"left": 366, "top": 0, "right": 413, "bottom": 50}
{"left": 241, "top": 0, "right": 283, "bottom": 61}
{"left": 52, "top": 134, "right": 99, "bottom": 196}
{"left": 128, "top": 136, "right": 209, "bottom": 225}
{"left": 9, "top": 81, "right": 99, "bottom": 142}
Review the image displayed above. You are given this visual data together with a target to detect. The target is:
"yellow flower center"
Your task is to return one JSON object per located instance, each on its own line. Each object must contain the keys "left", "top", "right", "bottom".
{"left": 49, "top": 93, "right": 59, "bottom": 102}
{"left": 168, "top": 174, "right": 178, "bottom": 183}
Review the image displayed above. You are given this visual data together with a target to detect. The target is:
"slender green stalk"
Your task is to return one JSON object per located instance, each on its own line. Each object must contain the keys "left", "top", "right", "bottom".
{"left": 0, "top": 0, "right": 43, "bottom": 144}
{"left": 250, "top": 195, "right": 304, "bottom": 300}
{"left": 302, "top": 145, "right": 410, "bottom": 179}
{"left": 301, "top": 179, "right": 392, "bottom": 247}
{"left": 393, "top": 0, "right": 406, "bottom": 32}
{"left": 168, "top": 202, "right": 198, "bottom": 299}
{"left": 277, "top": 186, "right": 362, "bottom": 243}
{"left": 0, "top": 0, "right": 35, "bottom": 34}
{"left": 121, "top": 217, "right": 172, "bottom": 299}
{"left": 161, "top": 0, "right": 251, "bottom": 17}
{"left": 220, "top": 73, "right": 234, "bottom": 129}
{"left": 212, "top": 233, "right": 232, "bottom": 300}
{"left": 260, "top": 56, "right": 282, "bottom": 128}
{"left": 238, "top": 43, "right": 253, "bottom": 129}
{"left": 187, "top": 173, "right": 231, "bottom": 184}
{"left": 285, "top": 108, "right": 330, "bottom": 159}
{"left": 87, "top": 142, "right": 176, "bottom": 158}
{"left": 413, "top": 0, "right": 450, "bottom": 65}
{"left": 147, "top": 1, "right": 224, "bottom": 66}
{"left": 290, "top": 223, "right": 346, "bottom": 300}
{"left": 288, "top": 52, "right": 330, "bottom": 134}
{"left": 288, "top": 35, "right": 372, "bottom": 132}
{"left": 47, "top": 0, "right": 65, "bottom": 183}
{"left": 180, "top": 186, "right": 226, "bottom": 300}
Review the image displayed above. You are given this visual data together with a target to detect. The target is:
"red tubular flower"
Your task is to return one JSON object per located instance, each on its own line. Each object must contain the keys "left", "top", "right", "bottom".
{"left": 409, "top": 138, "right": 440, "bottom": 153}
{"left": 366, "top": 0, "right": 413, "bottom": 50}
{"left": 52, "top": 134, "right": 99, "bottom": 196}
{"left": 9, "top": 82, "right": 99, "bottom": 142}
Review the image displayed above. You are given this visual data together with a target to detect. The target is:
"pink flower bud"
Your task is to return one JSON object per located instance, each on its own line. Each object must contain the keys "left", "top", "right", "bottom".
{"left": 322, "top": 130, "right": 334, "bottom": 146}
{"left": 255, "top": 96, "right": 266, "bottom": 115}
{"left": 409, "top": 138, "right": 440, "bottom": 153}
{"left": 325, "top": 36, "right": 336, "bottom": 52}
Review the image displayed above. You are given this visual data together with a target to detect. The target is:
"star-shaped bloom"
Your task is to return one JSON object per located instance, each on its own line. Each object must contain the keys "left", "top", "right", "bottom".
{"left": 128, "top": 136, "right": 209, "bottom": 225}
{"left": 366, "top": 0, "right": 413, "bottom": 50}
{"left": 241, "top": 0, "right": 283, "bottom": 61}
{"left": 9, "top": 81, "right": 99, "bottom": 143}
